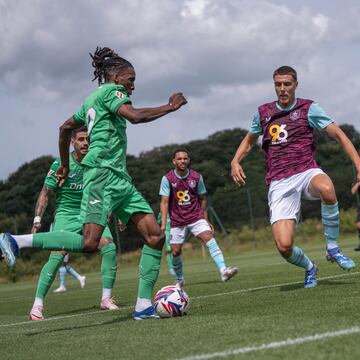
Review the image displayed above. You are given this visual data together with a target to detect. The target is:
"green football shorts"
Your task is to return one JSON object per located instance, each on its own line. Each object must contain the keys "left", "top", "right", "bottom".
{"left": 80, "top": 166, "right": 153, "bottom": 226}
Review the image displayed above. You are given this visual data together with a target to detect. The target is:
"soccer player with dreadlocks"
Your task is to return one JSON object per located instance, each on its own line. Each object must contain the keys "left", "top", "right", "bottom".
{"left": 1, "top": 46, "right": 187, "bottom": 320}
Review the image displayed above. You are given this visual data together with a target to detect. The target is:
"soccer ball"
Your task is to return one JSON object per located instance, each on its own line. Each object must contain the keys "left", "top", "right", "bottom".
{"left": 153, "top": 285, "right": 190, "bottom": 318}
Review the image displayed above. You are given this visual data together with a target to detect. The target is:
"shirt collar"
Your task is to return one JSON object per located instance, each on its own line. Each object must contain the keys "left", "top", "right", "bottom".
{"left": 276, "top": 98, "right": 297, "bottom": 111}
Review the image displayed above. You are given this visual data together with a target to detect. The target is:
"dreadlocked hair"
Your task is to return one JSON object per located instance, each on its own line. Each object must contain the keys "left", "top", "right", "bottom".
{"left": 90, "top": 46, "right": 133, "bottom": 85}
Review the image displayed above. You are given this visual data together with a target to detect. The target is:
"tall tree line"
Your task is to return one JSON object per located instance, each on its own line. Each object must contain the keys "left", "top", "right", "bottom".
{"left": 0, "top": 125, "right": 359, "bottom": 253}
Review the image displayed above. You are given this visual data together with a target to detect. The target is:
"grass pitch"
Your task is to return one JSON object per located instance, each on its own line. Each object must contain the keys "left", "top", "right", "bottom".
{"left": 1, "top": 238, "right": 360, "bottom": 360}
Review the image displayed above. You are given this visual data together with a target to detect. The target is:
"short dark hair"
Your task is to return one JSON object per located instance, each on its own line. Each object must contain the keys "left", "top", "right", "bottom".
{"left": 172, "top": 148, "right": 190, "bottom": 159}
{"left": 273, "top": 66, "right": 297, "bottom": 81}
{"left": 71, "top": 125, "right": 87, "bottom": 139}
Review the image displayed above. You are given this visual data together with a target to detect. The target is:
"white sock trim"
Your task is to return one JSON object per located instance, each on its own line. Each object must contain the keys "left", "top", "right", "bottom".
{"left": 102, "top": 288, "right": 112, "bottom": 300}
{"left": 33, "top": 297, "right": 44, "bottom": 308}
{"left": 135, "top": 297, "right": 152, "bottom": 312}
{"left": 13, "top": 234, "right": 33, "bottom": 249}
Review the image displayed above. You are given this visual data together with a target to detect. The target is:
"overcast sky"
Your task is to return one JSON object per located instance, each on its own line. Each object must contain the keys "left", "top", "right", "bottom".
{"left": 1, "top": 0, "right": 360, "bottom": 180}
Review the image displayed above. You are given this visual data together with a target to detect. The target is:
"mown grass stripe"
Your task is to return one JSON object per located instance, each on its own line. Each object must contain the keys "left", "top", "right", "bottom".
{"left": 175, "top": 327, "right": 360, "bottom": 360}
{"left": 1, "top": 271, "right": 358, "bottom": 328}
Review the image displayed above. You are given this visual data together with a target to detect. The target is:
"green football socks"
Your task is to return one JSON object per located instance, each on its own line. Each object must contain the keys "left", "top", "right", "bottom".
{"left": 137, "top": 245, "right": 162, "bottom": 299}
{"left": 33, "top": 231, "right": 84, "bottom": 252}
{"left": 35, "top": 253, "right": 65, "bottom": 298}
{"left": 101, "top": 243, "right": 117, "bottom": 289}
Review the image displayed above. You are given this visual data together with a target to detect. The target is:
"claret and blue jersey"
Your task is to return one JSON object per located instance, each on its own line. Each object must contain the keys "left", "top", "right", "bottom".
{"left": 249, "top": 98, "right": 334, "bottom": 185}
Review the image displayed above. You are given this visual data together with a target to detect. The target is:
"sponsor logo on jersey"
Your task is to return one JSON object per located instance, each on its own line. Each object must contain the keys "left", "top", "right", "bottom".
{"left": 90, "top": 199, "right": 101, "bottom": 205}
{"left": 116, "top": 91, "right": 124, "bottom": 99}
{"left": 176, "top": 190, "right": 191, "bottom": 206}
{"left": 70, "top": 183, "right": 83, "bottom": 190}
{"left": 290, "top": 110, "right": 301, "bottom": 120}
{"left": 269, "top": 124, "right": 288, "bottom": 145}
{"left": 188, "top": 179, "right": 196, "bottom": 188}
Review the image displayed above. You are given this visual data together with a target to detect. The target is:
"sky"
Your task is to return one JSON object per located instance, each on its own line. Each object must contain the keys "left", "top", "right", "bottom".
{"left": 1, "top": 0, "right": 360, "bottom": 180}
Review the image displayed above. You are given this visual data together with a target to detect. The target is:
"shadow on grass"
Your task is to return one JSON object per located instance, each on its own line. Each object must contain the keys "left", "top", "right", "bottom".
{"left": 188, "top": 279, "right": 220, "bottom": 287}
{"left": 50, "top": 306, "right": 98, "bottom": 316}
{"left": 280, "top": 278, "right": 355, "bottom": 292}
{"left": 24, "top": 314, "right": 131, "bottom": 336}
{"left": 318, "top": 279, "right": 356, "bottom": 286}
{"left": 279, "top": 283, "right": 304, "bottom": 291}
{"left": 50, "top": 302, "right": 132, "bottom": 317}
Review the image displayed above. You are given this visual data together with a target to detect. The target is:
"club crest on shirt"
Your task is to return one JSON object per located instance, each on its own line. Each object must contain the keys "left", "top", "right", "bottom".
{"left": 116, "top": 91, "right": 124, "bottom": 99}
{"left": 290, "top": 110, "right": 301, "bottom": 120}
{"left": 188, "top": 179, "right": 197, "bottom": 188}
{"left": 47, "top": 169, "right": 54, "bottom": 178}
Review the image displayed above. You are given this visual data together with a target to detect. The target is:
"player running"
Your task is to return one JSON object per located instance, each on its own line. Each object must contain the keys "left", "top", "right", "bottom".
{"left": 52, "top": 254, "right": 86, "bottom": 293}
{"left": 0, "top": 46, "right": 187, "bottom": 320}
{"left": 160, "top": 148, "right": 237, "bottom": 287}
{"left": 29, "top": 126, "right": 118, "bottom": 321}
{"left": 231, "top": 66, "right": 360, "bottom": 288}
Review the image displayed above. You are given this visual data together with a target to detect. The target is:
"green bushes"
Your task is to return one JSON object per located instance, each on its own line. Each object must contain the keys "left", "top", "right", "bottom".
{"left": 1, "top": 208, "right": 358, "bottom": 283}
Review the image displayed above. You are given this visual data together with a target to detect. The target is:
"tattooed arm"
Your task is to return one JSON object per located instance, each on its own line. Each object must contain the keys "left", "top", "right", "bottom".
{"left": 31, "top": 185, "right": 55, "bottom": 234}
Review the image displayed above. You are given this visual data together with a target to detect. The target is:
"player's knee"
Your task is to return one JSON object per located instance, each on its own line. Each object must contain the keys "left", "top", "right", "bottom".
{"left": 171, "top": 249, "right": 181, "bottom": 257}
{"left": 146, "top": 231, "right": 165, "bottom": 250}
{"left": 276, "top": 242, "right": 292, "bottom": 257}
{"left": 82, "top": 239, "right": 99, "bottom": 253}
{"left": 199, "top": 231, "right": 213, "bottom": 243}
{"left": 318, "top": 184, "right": 336, "bottom": 202}
{"left": 98, "top": 237, "right": 113, "bottom": 250}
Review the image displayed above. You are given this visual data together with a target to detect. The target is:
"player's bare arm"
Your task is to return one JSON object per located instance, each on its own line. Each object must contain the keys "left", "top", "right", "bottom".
{"left": 231, "top": 132, "right": 259, "bottom": 186}
{"left": 324, "top": 123, "right": 360, "bottom": 183}
{"left": 200, "top": 194, "right": 209, "bottom": 221}
{"left": 117, "top": 92, "right": 187, "bottom": 124}
{"left": 351, "top": 182, "right": 360, "bottom": 195}
{"left": 160, "top": 196, "right": 170, "bottom": 232}
{"left": 31, "top": 185, "right": 55, "bottom": 234}
{"left": 57, "top": 117, "right": 82, "bottom": 186}
{"left": 200, "top": 194, "right": 214, "bottom": 232}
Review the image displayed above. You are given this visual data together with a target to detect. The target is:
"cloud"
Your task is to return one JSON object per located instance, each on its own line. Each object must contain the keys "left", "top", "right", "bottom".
{"left": 0, "top": 0, "right": 359, "bottom": 180}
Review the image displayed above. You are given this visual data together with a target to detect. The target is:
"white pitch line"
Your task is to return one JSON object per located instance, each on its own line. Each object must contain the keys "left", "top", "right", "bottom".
{"left": 0, "top": 271, "right": 358, "bottom": 328}
{"left": 175, "top": 327, "right": 360, "bottom": 360}
{"left": 0, "top": 305, "right": 133, "bottom": 328}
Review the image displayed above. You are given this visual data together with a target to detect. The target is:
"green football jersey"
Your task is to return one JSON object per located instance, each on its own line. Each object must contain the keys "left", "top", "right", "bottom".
{"left": 44, "top": 152, "right": 84, "bottom": 216}
{"left": 73, "top": 83, "right": 132, "bottom": 181}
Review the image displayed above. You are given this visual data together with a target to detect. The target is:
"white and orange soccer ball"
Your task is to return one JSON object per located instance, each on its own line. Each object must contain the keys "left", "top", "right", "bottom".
{"left": 153, "top": 285, "right": 190, "bottom": 318}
